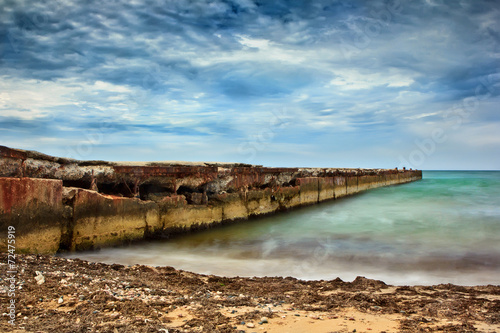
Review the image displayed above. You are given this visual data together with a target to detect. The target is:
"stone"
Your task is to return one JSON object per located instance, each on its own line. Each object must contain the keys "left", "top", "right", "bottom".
{"left": 58, "top": 296, "right": 64, "bottom": 304}
{"left": 246, "top": 322, "right": 255, "bottom": 328}
{"left": 260, "top": 317, "right": 268, "bottom": 324}
{"left": 34, "top": 272, "right": 45, "bottom": 285}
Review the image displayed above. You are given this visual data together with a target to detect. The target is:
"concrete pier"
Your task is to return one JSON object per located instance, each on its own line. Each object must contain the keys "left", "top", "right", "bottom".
{"left": 0, "top": 145, "right": 421, "bottom": 253}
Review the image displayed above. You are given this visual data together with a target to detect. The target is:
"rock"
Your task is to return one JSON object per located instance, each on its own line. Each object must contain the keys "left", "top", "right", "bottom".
{"left": 260, "top": 317, "right": 268, "bottom": 324}
{"left": 246, "top": 322, "right": 255, "bottom": 328}
{"left": 109, "top": 313, "right": 120, "bottom": 319}
{"left": 58, "top": 296, "right": 64, "bottom": 304}
{"left": 34, "top": 272, "right": 45, "bottom": 285}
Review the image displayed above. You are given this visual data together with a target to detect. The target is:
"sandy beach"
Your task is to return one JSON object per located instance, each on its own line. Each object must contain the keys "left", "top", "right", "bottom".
{"left": 2, "top": 253, "right": 499, "bottom": 333}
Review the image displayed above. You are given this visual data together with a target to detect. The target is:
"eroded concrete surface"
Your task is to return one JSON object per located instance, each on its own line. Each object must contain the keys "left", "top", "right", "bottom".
{"left": 0, "top": 145, "right": 421, "bottom": 253}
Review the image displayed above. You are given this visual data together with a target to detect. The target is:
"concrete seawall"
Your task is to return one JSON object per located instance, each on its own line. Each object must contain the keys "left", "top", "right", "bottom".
{"left": 0, "top": 146, "right": 422, "bottom": 254}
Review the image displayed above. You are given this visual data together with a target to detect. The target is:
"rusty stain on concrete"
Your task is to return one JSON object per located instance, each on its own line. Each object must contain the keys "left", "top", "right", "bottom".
{"left": 0, "top": 145, "right": 422, "bottom": 254}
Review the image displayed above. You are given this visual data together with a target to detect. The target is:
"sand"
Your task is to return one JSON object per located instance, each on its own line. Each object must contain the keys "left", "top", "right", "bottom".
{"left": 1, "top": 254, "right": 499, "bottom": 332}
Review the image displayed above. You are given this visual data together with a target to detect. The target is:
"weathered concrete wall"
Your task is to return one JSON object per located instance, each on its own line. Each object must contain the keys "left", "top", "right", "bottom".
{"left": 0, "top": 146, "right": 422, "bottom": 253}
{"left": 0, "top": 177, "right": 64, "bottom": 253}
{"left": 319, "top": 177, "right": 335, "bottom": 202}
{"left": 159, "top": 194, "right": 223, "bottom": 231}
{"left": 275, "top": 186, "right": 301, "bottom": 209}
{"left": 68, "top": 188, "right": 161, "bottom": 251}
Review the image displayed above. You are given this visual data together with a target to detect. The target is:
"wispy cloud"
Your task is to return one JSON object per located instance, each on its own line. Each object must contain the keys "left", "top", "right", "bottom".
{"left": 0, "top": 0, "right": 499, "bottom": 169}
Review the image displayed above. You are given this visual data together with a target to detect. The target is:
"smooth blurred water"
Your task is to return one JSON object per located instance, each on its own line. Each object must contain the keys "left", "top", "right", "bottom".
{"left": 63, "top": 171, "right": 500, "bottom": 285}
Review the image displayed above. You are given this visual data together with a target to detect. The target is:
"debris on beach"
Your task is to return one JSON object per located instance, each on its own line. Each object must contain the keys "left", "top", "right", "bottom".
{"left": 1, "top": 254, "right": 499, "bottom": 333}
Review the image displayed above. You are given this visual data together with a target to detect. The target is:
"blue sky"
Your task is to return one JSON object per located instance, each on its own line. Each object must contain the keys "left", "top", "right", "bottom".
{"left": 1, "top": 0, "right": 499, "bottom": 169}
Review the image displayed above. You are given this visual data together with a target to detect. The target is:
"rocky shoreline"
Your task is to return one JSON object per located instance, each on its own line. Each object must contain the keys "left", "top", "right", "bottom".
{"left": 1, "top": 254, "right": 499, "bottom": 332}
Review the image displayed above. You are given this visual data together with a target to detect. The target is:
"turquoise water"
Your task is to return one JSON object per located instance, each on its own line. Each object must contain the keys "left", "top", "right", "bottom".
{"left": 64, "top": 171, "right": 500, "bottom": 285}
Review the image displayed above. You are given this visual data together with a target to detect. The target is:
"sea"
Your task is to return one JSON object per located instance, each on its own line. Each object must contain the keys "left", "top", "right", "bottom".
{"left": 62, "top": 171, "right": 500, "bottom": 286}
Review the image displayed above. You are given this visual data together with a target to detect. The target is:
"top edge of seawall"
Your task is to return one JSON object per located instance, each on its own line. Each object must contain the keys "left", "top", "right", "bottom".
{"left": 0, "top": 145, "right": 419, "bottom": 173}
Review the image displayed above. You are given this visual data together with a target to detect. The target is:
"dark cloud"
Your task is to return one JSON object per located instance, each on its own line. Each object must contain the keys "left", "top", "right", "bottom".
{"left": 0, "top": 0, "right": 499, "bottom": 168}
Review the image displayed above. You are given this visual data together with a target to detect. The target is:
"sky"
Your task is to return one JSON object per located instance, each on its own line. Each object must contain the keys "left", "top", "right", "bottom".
{"left": 0, "top": 0, "right": 499, "bottom": 169}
